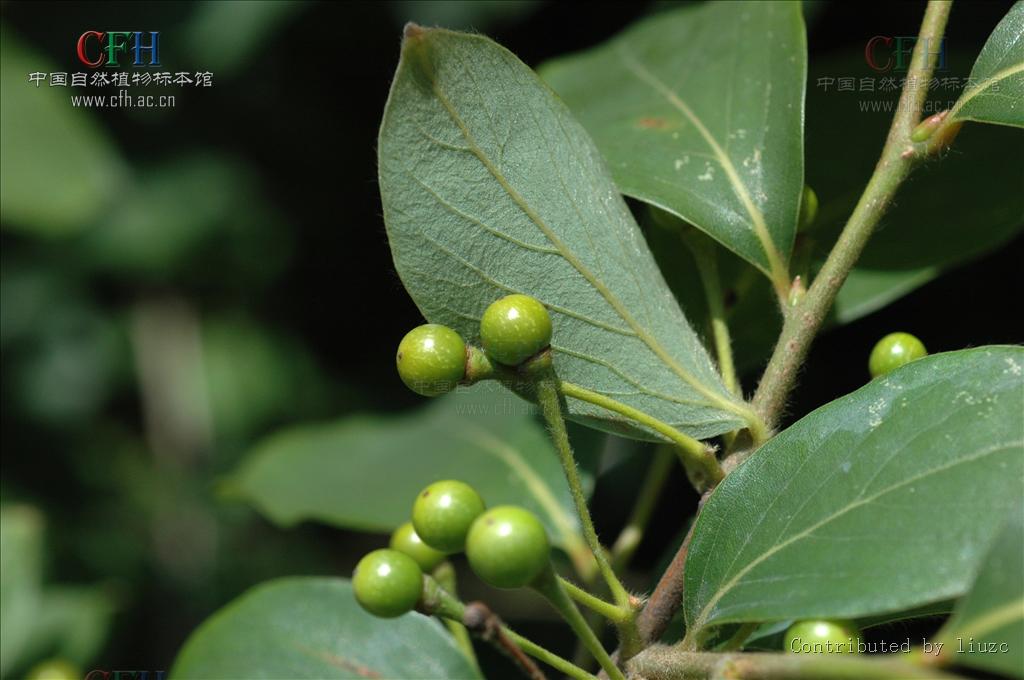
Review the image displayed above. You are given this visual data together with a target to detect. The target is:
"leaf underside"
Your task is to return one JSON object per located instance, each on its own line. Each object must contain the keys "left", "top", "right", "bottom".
{"left": 378, "top": 26, "right": 746, "bottom": 441}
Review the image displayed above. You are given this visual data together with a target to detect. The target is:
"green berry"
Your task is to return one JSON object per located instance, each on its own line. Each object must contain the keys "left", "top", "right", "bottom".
{"left": 390, "top": 521, "right": 446, "bottom": 572}
{"left": 868, "top": 332, "right": 928, "bottom": 378}
{"left": 412, "top": 480, "right": 486, "bottom": 553}
{"left": 480, "top": 294, "right": 552, "bottom": 366}
{"left": 396, "top": 324, "right": 466, "bottom": 397}
{"left": 786, "top": 620, "right": 860, "bottom": 654}
{"left": 799, "top": 185, "right": 819, "bottom": 231}
{"left": 352, "top": 548, "right": 423, "bottom": 618}
{"left": 466, "top": 505, "right": 550, "bottom": 589}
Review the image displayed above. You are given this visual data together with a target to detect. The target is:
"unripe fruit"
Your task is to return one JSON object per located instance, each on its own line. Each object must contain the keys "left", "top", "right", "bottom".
{"left": 412, "top": 480, "right": 486, "bottom": 553}
{"left": 352, "top": 548, "right": 423, "bottom": 618}
{"left": 868, "top": 332, "right": 928, "bottom": 378}
{"left": 390, "top": 521, "right": 446, "bottom": 572}
{"left": 785, "top": 619, "right": 860, "bottom": 654}
{"left": 396, "top": 324, "right": 466, "bottom": 397}
{"left": 466, "top": 505, "right": 550, "bottom": 588}
{"left": 480, "top": 294, "right": 552, "bottom": 366}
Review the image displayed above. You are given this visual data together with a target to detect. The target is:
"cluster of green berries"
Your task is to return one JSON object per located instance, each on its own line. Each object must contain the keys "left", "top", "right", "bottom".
{"left": 396, "top": 294, "right": 552, "bottom": 396}
{"left": 785, "top": 619, "right": 861, "bottom": 654}
{"left": 869, "top": 332, "right": 927, "bottom": 378}
{"left": 353, "top": 479, "right": 551, "bottom": 618}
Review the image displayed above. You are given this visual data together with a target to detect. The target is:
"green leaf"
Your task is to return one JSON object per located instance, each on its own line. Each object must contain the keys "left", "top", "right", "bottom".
{"left": 951, "top": 1, "right": 1024, "bottom": 128}
{"left": 378, "top": 25, "right": 749, "bottom": 441}
{"left": 171, "top": 577, "right": 481, "bottom": 679}
{"left": 684, "top": 347, "right": 1024, "bottom": 638}
{"left": 541, "top": 2, "right": 806, "bottom": 284}
{"left": 936, "top": 508, "right": 1024, "bottom": 678}
{"left": 225, "top": 387, "right": 587, "bottom": 556}
{"left": 0, "top": 30, "right": 126, "bottom": 237}
{"left": 1, "top": 505, "right": 44, "bottom": 677}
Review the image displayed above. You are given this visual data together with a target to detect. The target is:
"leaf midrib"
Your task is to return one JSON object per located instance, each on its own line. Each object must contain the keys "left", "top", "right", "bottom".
{"left": 416, "top": 34, "right": 748, "bottom": 422}
{"left": 952, "top": 60, "right": 1024, "bottom": 121}
{"left": 614, "top": 43, "right": 788, "bottom": 285}
{"left": 946, "top": 598, "right": 1024, "bottom": 642}
{"left": 688, "top": 438, "right": 1022, "bottom": 633}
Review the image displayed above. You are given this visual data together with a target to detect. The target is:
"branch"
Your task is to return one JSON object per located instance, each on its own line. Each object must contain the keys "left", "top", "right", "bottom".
{"left": 749, "top": 0, "right": 954, "bottom": 434}
{"left": 632, "top": 491, "right": 710, "bottom": 652}
{"left": 627, "top": 646, "right": 963, "bottom": 680}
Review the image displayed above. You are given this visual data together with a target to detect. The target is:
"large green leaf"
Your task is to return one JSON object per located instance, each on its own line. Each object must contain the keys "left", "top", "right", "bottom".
{"left": 541, "top": 2, "right": 806, "bottom": 283}
{"left": 171, "top": 577, "right": 481, "bottom": 679}
{"left": 0, "top": 31, "right": 125, "bottom": 237}
{"left": 0, "top": 506, "right": 43, "bottom": 677}
{"left": 684, "top": 347, "right": 1024, "bottom": 639}
{"left": 936, "top": 508, "right": 1024, "bottom": 678}
{"left": 225, "top": 387, "right": 587, "bottom": 556}
{"left": 951, "top": 1, "right": 1024, "bottom": 128}
{"left": 378, "top": 26, "right": 749, "bottom": 442}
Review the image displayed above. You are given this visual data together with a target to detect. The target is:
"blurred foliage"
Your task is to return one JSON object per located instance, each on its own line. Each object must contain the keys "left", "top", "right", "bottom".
{"left": 0, "top": 30, "right": 125, "bottom": 237}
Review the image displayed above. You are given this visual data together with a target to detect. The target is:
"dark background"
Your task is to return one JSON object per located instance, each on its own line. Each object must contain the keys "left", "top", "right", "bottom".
{"left": 1, "top": 1, "right": 1020, "bottom": 677}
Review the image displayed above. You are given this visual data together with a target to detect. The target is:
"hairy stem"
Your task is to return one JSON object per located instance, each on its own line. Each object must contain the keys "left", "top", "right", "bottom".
{"left": 634, "top": 491, "right": 707, "bottom": 648}
{"left": 536, "top": 377, "right": 633, "bottom": 607}
{"left": 627, "top": 646, "right": 962, "bottom": 680}
{"left": 421, "top": 577, "right": 594, "bottom": 680}
{"left": 432, "top": 562, "right": 480, "bottom": 672}
{"left": 560, "top": 576, "right": 631, "bottom": 624}
{"left": 534, "top": 567, "right": 627, "bottom": 680}
{"left": 559, "top": 380, "right": 724, "bottom": 491}
{"left": 502, "top": 625, "right": 596, "bottom": 680}
{"left": 749, "top": 0, "right": 953, "bottom": 436}
{"left": 682, "top": 231, "right": 740, "bottom": 397}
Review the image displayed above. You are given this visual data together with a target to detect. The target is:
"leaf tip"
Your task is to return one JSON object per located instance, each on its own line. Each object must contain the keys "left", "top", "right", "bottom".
{"left": 403, "top": 22, "right": 427, "bottom": 42}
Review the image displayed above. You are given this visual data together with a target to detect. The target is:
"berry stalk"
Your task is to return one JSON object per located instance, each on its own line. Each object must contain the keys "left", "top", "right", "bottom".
{"left": 559, "top": 380, "right": 724, "bottom": 490}
{"left": 534, "top": 375, "right": 632, "bottom": 608}
{"left": 532, "top": 566, "right": 627, "bottom": 680}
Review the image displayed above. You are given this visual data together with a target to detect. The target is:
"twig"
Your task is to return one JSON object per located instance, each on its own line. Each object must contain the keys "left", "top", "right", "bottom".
{"left": 627, "top": 645, "right": 963, "bottom": 679}
{"left": 748, "top": 0, "right": 954, "bottom": 436}
{"left": 464, "top": 602, "right": 547, "bottom": 680}
{"left": 633, "top": 491, "right": 710, "bottom": 650}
